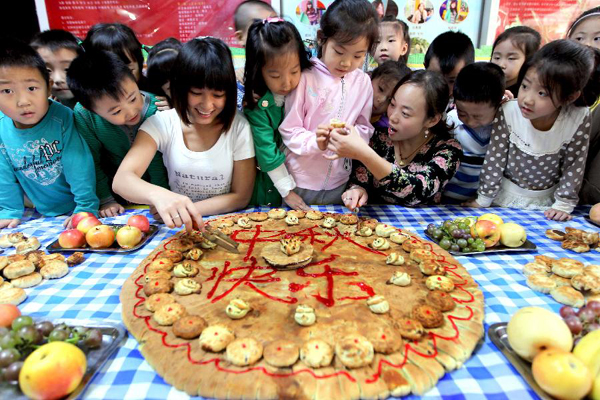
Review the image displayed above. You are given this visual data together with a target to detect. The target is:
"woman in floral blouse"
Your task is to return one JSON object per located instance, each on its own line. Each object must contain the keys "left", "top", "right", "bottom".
{"left": 323, "top": 70, "right": 462, "bottom": 209}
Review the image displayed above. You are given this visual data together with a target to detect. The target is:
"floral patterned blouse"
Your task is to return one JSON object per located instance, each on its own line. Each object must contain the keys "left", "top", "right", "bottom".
{"left": 349, "top": 129, "right": 463, "bottom": 206}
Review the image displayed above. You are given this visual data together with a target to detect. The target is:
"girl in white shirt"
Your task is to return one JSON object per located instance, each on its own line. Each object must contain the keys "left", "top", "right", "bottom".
{"left": 114, "top": 37, "right": 256, "bottom": 230}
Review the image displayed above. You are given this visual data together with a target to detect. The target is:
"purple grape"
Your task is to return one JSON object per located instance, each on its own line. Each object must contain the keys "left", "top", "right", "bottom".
{"left": 588, "top": 301, "right": 600, "bottom": 316}
{"left": 462, "top": 233, "right": 471, "bottom": 240}
{"left": 3, "top": 361, "right": 22, "bottom": 382}
{"left": 565, "top": 316, "right": 583, "bottom": 335}
{"left": 578, "top": 308, "right": 596, "bottom": 323}
{"left": 560, "top": 306, "right": 576, "bottom": 319}
{"left": 451, "top": 229, "right": 463, "bottom": 239}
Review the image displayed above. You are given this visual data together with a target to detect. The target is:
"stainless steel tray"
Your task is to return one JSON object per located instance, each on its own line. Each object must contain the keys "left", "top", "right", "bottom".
{"left": 488, "top": 323, "right": 552, "bottom": 400}
{"left": 424, "top": 232, "right": 537, "bottom": 256}
{"left": 0, "top": 319, "right": 126, "bottom": 399}
{"left": 46, "top": 224, "right": 159, "bottom": 253}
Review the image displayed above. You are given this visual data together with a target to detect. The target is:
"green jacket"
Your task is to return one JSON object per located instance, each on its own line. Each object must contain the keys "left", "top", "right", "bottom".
{"left": 244, "top": 91, "right": 285, "bottom": 207}
{"left": 73, "top": 92, "right": 169, "bottom": 203}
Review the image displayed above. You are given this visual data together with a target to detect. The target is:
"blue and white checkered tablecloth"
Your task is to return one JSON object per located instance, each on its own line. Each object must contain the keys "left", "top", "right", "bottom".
{"left": 4, "top": 205, "right": 598, "bottom": 400}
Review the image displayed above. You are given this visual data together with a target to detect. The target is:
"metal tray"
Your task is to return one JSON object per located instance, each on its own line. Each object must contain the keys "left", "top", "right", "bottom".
{"left": 488, "top": 323, "right": 552, "bottom": 400}
{"left": 0, "top": 319, "right": 126, "bottom": 399}
{"left": 46, "top": 224, "right": 159, "bottom": 253}
{"left": 424, "top": 231, "right": 537, "bottom": 256}
{"left": 584, "top": 217, "right": 600, "bottom": 229}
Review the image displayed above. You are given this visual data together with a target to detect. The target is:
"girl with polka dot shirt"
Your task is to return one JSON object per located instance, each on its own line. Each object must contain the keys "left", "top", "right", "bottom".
{"left": 465, "top": 40, "right": 600, "bottom": 221}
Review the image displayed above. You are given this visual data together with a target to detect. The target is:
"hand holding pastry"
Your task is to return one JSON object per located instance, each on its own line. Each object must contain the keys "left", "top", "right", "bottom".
{"left": 324, "top": 125, "right": 364, "bottom": 161}
{"left": 316, "top": 124, "right": 331, "bottom": 151}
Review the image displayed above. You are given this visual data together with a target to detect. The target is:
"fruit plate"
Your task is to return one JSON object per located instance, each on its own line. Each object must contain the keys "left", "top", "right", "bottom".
{"left": 488, "top": 323, "right": 552, "bottom": 400}
{"left": 46, "top": 224, "right": 159, "bottom": 253}
{"left": 0, "top": 319, "right": 126, "bottom": 399}
{"left": 424, "top": 231, "right": 537, "bottom": 256}
{"left": 584, "top": 217, "right": 600, "bottom": 229}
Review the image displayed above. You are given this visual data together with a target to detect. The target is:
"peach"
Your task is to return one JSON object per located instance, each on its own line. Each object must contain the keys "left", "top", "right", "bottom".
{"left": 19, "top": 341, "right": 87, "bottom": 400}
{"left": 532, "top": 349, "right": 592, "bottom": 400}
{"left": 0, "top": 304, "right": 21, "bottom": 328}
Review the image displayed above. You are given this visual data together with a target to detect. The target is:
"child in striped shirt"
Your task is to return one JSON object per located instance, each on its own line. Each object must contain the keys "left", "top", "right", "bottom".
{"left": 442, "top": 62, "right": 505, "bottom": 203}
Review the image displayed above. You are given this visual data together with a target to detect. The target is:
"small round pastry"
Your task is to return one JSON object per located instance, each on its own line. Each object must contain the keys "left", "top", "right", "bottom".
{"left": 11, "top": 272, "right": 42, "bottom": 288}
{"left": 561, "top": 240, "right": 590, "bottom": 253}
{"left": 396, "top": 318, "right": 425, "bottom": 340}
{"left": 335, "top": 334, "right": 374, "bottom": 368}
{"left": 185, "top": 248, "right": 203, "bottom": 261}
{"left": 370, "top": 238, "right": 390, "bottom": 250}
{"left": 388, "top": 271, "right": 411, "bottom": 286}
{"left": 279, "top": 236, "right": 302, "bottom": 256}
{"left": 526, "top": 275, "right": 557, "bottom": 294}
{"left": 182, "top": 230, "right": 204, "bottom": 244}
{"left": 425, "top": 275, "right": 455, "bottom": 292}
{"left": 550, "top": 286, "right": 585, "bottom": 308}
{"left": 288, "top": 210, "right": 306, "bottom": 219}
{"left": 268, "top": 208, "right": 287, "bottom": 220}
{"left": 570, "top": 273, "right": 595, "bottom": 292}
{"left": 412, "top": 304, "right": 444, "bottom": 329}
{"left": 410, "top": 249, "right": 436, "bottom": 263}
{"left": 545, "top": 229, "right": 566, "bottom": 241}
{"left": 323, "top": 213, "right": 340, "bottom": 221}
{"left": 365, "top": 324, "right": 403, "bottom": 354}
{"left": 226, "top": 298, "right": 251, "bottom": 319}
{"left": 585, "top": 265, "right": 600, "bottom": 276}
{"left": 248, "top": 212, "right": 269, "bottom": 222}
{"left": 0, "top": 286, "right": 27, "bottom": 305}
{"left": 0, "top": 235, "right": 11, "bottom": 248}
{"left": 153, "top": 303, "right": 187, "bottom": 326}
{"left": 7, "top": 232, "right": 25, "bottom": 244}
{"left": 15, "top": 237, "right": 41, "bottom": 254}
{"left": 174, "top": 278, "right": 202, "bottom": 295}
{"left": 419, "top": 260, "right": 445, "bottom": 276}
{"left": 367, "top": 295, "right": 390, "bottom": 314}
{"left": 145, "top": 293, "right": 177, "bottom": 312}
{"left": 144, "top": 278, "right": 174, "bottom": 296}
{"left": 402, "top": 239, "right": 426, "bottom": 252}
{"left": 173, "top": 315, "right": 207, "bottom": 339}
{"left": 158, "top": 250, "right": 184, "bottom": 263}
{"left": 167, "top": 239, "right": 195, "bottom": 253}
{"left": 375, "top": 224, "right": 396, "bottom": 238}
{"left": 148, "top": 258, "right": 175, "bottom": 272}
{"left": 305, "top": 210, "right": 324, "bottom": 220}
{"left": 263, "top": 340, "right": 300, "bottom": 367}
{"left": 66, "top": 252, "right": 85, "bottom": 266}
{"left": 173, "top": 261, "right": 199, "bottom": 278}
{"left": 390, "top": 231, "right": 411, "bottom": 244}
{"left": 322, "top": 217, "right": 337, "bottom": 229}
{"left": 534, "top": 255, "right": 555, "bottom": 268}
{"left": 294, "top": 304, "right": 316, "bottom": 326}
{"left": 38, "top": 253, "right": 65, "bottom": 267}
{"left": 40, "top": 260, "right": 69, "bottom": 279}
{"left": 552, "top": 259, "right": 585, "bottom": 278}
{"left": 144, "top": 270, "right": 172, "bottom": 283}
{"left": 200, "top": 240, "right": 217, "bottom": 250}
{"left": 210, "top": 218, "right": 235, "bottom": 228}
{"left": 199, "top": 324, "right": 235, "bottom": 352}
{"left": 549, "top": 274, "right": 572, "bottom": 288}
{"left": 226, "top": 338, "right": 264, "bottom": 366}
{"left": 0, "top": 256, "right": 7, "bottom": 271}
{"left": 3, "top": 260, "right": 35, "bottom": 280}
{"left": 237, "top": 217, "right": 252, "bottom": 229}
{"left": 24, "top": 250, "right": 45, "bottom": 267}
{"left": 355, "top": 226, "right": 373, "bottom": 237}
{"left": 386, "top": 253, "right": 405, "bottom": 266}
{"left": 340, "top": 214, "right": 358, "bottom": 225}
{"left": 300, "top": 339, "right": 333, "bottom": 368}
{"left": 285, "top": 215, "right": 299, "bottom": 226}
{"left": 522, "top": 262, "right": 551, "bottom": 277}
{"left": 426, "top": 291, "right": 456, "bottom": 312}
{"left": 6, "top": 254, "right": 26, "bottom": 263}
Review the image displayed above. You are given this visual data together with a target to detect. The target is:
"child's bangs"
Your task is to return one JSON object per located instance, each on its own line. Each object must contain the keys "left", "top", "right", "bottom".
{"left": 183, "top": 43, "right": 235, "bottom": 93}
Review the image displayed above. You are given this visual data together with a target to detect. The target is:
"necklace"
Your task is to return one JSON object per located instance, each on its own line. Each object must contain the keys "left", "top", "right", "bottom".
{"left": 397, "top": 132, "right": 431, "bottom": 167}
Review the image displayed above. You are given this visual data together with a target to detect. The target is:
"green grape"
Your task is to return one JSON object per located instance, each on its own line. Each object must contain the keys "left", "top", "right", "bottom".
{"left": 457, "top": 238, "right": 468, "bottom": 248}
{"left": 475, "top": 243, "right": 486, "bottom": 252}
{"left": 11, "top": 316, "right": 33, "bottom": 331}
{"left": 467, "top": 238, "right": 475, "bottom": 245}
{"left": 461, "top": 247, "right": 471, "bottom": 253}
{"left": 439, "top": 238, "right": 452, "bottom": 250}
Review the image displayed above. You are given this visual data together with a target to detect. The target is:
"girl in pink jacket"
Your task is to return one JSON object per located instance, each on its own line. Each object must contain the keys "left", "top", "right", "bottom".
{"left": 279, "top": 0, "right": 378, "bottom": 205}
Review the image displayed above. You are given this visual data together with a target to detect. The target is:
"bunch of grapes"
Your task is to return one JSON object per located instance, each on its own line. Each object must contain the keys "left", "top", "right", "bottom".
{"left": 0, "top": 316, "right": 102, "bottom": 383}
{"left": 560, "top": 301, "right": 600, "bottom": 342}
{"left": 426, "top": 218, "right": 486, "bottom": 253}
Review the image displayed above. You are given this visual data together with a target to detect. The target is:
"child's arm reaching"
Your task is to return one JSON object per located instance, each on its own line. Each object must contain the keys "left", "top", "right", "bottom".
{"left": 0, "top": 154, "right": 24, "bottom": 229}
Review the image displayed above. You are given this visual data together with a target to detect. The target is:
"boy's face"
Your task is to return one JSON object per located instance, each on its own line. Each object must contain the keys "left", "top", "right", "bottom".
{"left": 36, "top": 47, "right": 77, "bottom": 100}
{"left": 455, "top": 100, "right": 497, "bottom": 129}
{"left": 0, "top": 66, "right": 50, "bottom": 129}
{"left": 235, "top": 7, "right": 278, "bottom": 47}
{"left": 91, "top": 77, "right": 144, "bottom": 126}
{"left": 427, "top": 56, "right": 466, "bottom": 96}
{"left": 373, "top": 24, "right": 408, "bottom": 65}
{"left": 371, "top": 76, "right": 397, "bottom": 117}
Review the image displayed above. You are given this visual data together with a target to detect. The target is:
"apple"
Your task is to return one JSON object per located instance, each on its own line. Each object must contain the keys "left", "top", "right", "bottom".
{"left": 116, "top": 225, "right": 143, "bottom": 249}
{"left": 0, "top": 304, "right": 21, "bottom": 328}
{"left": 71, "top": 212, "right": 94, "bottom": 229}
{"left": 470, "top": 220, "right": 501, "bottom": 248}
{"left": 76, "top": 216, "right": 101, "bottom": 234}
{"left": 19, "top": 341, "right": 87, "bottom": 400}
{"left": 478, "top": 213, "right": 504, "bottom": 226}
{"left": 58, "top": 229, "right": 86, "bottom": 249}
{"left": 591, "top": 203, "right": 600, "bottom": 224}
{"left": 85, "top": 225, "right": 115, "bottom": 249}
{"left": 507, "top": 307, "right": 573, "bottom": 361}
{"left": 499, "top": 223, "right": 527, "bottom": 248}
{"left": 532, "top": 349, "right": 592, "bottom": 400}
{"left": 127, "top": 214, "right": 150, "bottom": 233}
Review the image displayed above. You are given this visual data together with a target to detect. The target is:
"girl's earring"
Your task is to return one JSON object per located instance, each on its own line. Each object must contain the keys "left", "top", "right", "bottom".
{"left": 424, "top": 129, "right": 429, "bottom": 139}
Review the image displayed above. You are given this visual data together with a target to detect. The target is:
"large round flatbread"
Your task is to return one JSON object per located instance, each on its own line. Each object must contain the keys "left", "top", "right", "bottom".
{"left": 121, "top": 212, "right": 484, "bottom": 399}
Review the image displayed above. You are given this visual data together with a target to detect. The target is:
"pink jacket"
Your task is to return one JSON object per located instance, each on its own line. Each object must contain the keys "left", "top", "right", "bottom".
{"left": 279, "top": 57, "right": 374, "bottom": 191}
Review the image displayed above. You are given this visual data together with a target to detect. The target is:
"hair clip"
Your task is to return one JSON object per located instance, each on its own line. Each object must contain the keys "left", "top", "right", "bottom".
{"left": 567, "top": 11, "right": 600, "bottom": 37}
{"left": 262, "top": 17, "right": 284, "bottom": 24}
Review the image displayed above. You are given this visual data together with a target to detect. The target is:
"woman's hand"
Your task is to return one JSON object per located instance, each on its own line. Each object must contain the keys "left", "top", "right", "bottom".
{"left": 99, "top": 201, "right": 125, "bottom": 217}
{"left": 0, "top": 218, "right": 21, "bottom": 229}
{"left": 155, "top": 96, "right": 171, "bottom": 111}
{"left": 324, "top": 126, "right": 366, "bottom": 161}
{"left": 462, "top": 199, "right": 484, "bottom": 208}
{"left": 316, "top": 124, "right": 331, "bottom": 151}
{"left": 151, "top": 191, "right": 204, "bottom": 231}
{"left": 284, "top": 191, "right": 311, "bottom": 211}
{"left": 544, "top": 208, "right": 573, "bottom": 222}
{"left": 342, "top": 186, "right": 368, "bottom": 211}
